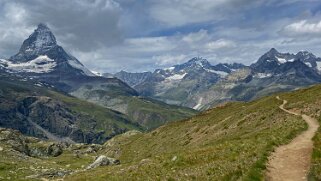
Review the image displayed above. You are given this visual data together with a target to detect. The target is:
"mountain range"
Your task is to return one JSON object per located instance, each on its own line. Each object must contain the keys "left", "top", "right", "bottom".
{"left": 1, "top": 23, "right": 321, "bottom": 142}
{"left": 1, "top": 23, "right": 321, "bottom": 180}
{"left": 0, "top": 24, "right": 196, "bottom": 143}
{"left": 114, "top": 48, "right": 321, "bottom": 110}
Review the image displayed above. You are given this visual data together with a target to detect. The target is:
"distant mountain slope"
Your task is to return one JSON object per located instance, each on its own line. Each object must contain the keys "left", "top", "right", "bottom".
{"left": 71, "top": 83, "right": 197, "bottom": 130}
{"left": 115, "top": 57, "right": 245, "bottom": 107}
{"left": 0, "top": 75, "right": 142, "bottom": 144}
{"left": 114, "top": 49, "right": 321, "bottom": 110}
{"left": 0, "top": 23, "right": 196, "bottom": 130}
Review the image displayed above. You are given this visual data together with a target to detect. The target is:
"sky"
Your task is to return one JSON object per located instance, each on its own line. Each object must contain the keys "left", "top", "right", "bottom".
{"left": 1, "top": 0, "right": 321, "bottom": 73}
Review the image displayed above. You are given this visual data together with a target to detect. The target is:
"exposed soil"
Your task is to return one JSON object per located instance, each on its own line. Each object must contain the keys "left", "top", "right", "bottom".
{"left": 266, "top": 96, "right": 319, "bottom": 181}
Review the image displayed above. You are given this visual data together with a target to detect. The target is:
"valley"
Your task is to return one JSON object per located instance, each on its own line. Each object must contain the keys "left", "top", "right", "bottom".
{"left": 1, "top": 83, "right": 321, "bottom": 180}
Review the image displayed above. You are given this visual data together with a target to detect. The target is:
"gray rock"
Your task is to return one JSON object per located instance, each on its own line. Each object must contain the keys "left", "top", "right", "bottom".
{"left": 86, "top": 155, "right": 120, "bottom": 170}
{"left": 47, "top": 143, "right": 63, "bottom": 157}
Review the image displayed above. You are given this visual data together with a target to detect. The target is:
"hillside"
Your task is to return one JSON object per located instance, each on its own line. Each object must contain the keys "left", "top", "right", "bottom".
{"left": 64, "top": 85, "right": 321, "bottom": 180}
{"left": 71, "top": 83, "right": 197, "bottom": 130}
{"left": 1, "top": 83, "right": 321, "bottom": 180}
{"left": 0, "top": 74, "right": 142, "bottom": 144}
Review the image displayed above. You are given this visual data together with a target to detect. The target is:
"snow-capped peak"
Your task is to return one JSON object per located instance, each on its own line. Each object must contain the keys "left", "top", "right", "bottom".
{"left": 10, "top": 23, "right": 58, "bottom": 63}
{"left": 25, "top": 23, "right": 57, "bottom": 52}
{"left": 187, "top": 57, "right": 210, "bottom": 67}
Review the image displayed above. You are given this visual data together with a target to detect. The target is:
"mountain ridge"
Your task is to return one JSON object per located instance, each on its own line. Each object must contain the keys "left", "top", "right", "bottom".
{"left": 114, "top": 48, "right": 321, "bottom": 110}
{"left": 0, "top": 23, "right": 197, "bottom": 136}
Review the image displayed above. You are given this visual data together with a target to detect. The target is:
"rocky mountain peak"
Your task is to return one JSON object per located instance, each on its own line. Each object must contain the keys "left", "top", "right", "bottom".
{"left": 10, "top": 23, "right": 58, "bottom": 62}
{"left": 2, "top": 23, "right": 97, "bottom": 77}
{"left": 188, "top": 57, "right": 209, "bottom": 64}
{"left": 181, "top": 57, "right": 211, "bottom": 69}
{"left": 267, "top": 48, "right": 279, "bottom": 55}
{"left": 27, "top": 23, "right": 57, "bottom": 50}
{"left": 296, "top": 51, "right": 316, "bottom": 59}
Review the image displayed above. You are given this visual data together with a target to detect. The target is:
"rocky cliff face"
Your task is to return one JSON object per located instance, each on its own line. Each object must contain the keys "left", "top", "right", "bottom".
{"left": 0, "top": 77, "right": 142, "bottom": 144}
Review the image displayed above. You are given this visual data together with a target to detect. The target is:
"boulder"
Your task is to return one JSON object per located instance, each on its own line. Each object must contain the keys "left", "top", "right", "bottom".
{"left": 47, "top": 143, "right": 63, "bottom": 157}
{"left": 86, "top": 155, "right": 120, "bottom": 170}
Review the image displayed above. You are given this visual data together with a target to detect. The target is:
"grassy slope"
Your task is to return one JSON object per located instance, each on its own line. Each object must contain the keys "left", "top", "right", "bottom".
{"left": 2, "top": 78, "right": 321, "bottom": 180}
{"left": 66, "top": 91, "right": 308, "bottom": 180}
{"left": 0, "top": 77, "right": 142, "bottom": 138}
{"left": 125, "top": 96, "right": 197, "bottom": 130}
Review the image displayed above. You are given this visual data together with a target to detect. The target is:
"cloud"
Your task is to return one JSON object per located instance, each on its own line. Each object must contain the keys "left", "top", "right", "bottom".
{"left": 1, "top": 0, "right": 321, "bottom": 73}
{"left": 124, "top": 37, "right": 176, "bottom": 53}
{"left": 0, "top": 0, "right": 123, "bottom": 54}
{"left": 281, "top": 20, "right": 321, "bottom": 36}
{"left": 153, "top": 54, "right": 188, "bottom": 66}
{"left": 0, "top": 2, "right": 33, "bottom": 57}
{"left": 182, "top": 29, "right": 209, "bottom": 43}
{"left": 74, "top": 30, "right": 238, "bottom": 72}
{"left": 148, "top": 0, "right": 261, "bottom": 27}
{"left": 204, "top": 39, "right": 236, "bottom": 52}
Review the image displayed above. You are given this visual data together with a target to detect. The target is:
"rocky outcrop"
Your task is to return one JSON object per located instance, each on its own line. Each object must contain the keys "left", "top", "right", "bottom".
{"left": 7, "top": 96, "right": 106, "bottom": 143}
{"left": 0, "top": 77, "right": 139, "bottom": 144}
{"left": 0, "top": 128, "right": 64, "bottom": 157}
{"left": 29, "top": 143, "right": 64, "bottom": 157}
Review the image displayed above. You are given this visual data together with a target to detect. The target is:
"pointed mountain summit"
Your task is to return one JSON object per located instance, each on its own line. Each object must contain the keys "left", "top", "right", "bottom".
{"left": 251, "top": 48, "right": 295, "bottom": 73}
{"left": 10, "top": 23, "right": 58, "bottom": 62}
{"left": 2, "top": 23, "right": 95, "bottom": 77}
{"left": 184, "top": 57, "right": 211, "bottom": 68}
{"left": 0, "top": 24, "right": 141, "bottom": 99}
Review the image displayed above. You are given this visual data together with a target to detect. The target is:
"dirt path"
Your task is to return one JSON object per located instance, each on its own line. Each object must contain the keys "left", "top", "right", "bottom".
{"left": 266, "top": 96, "right": 319, "bottom": 181}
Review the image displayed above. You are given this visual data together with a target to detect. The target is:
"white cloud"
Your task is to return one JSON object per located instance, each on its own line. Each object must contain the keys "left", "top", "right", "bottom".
{"left": 124, "top": 37, "right": 176, "bottom": 53}
{"left": 282, "top": 20, "right": 321, "bottom": 36}
{"left": 149, "top": 0, "right": 219, "bottom": 26}
{"left": 205, "top": 39, "right": 236, "bottom": 52}
{"left": 153, "top": 54, "right": 188, "bottom": 66}
{"left": 2, "top": 0, "right": 321, "bottom": 74}
{"left": 148, "top": 0, "right": 255, "bottom": 27}
{"left": 0, "top": 0, "right": 123, "bottom": 54}
{"left": 182, "top": 29, "right": 209, "bottom": 43}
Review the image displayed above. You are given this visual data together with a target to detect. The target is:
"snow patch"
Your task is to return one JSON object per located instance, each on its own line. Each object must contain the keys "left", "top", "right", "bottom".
{"left": 91, "top": 70, "right": 103, "bottom": 76}
{"left": 276, "top": 57, "right": 287, "bottom": 64}
{"left": 255, "top": 73, "right": 272, "bottom": 78}
{"left": 165, "top": 73, "right": 187, "bottom": 80}
{"left": 204, "top": 68, "right": 228, "bottom": 77}
{"left": 305, "top": 62, "right": 312, "bottom": 68}
{"left": 316, "top": 61, "right": 321, "bottom": 71}
{"left": 164, "top": 67, "right": 175, "bottom": 71}
{"left": 0, "top": 55, "right": 57, "bottom": 73}
{"left": 193, "top": 97, "right": 203, "bottom": 110}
